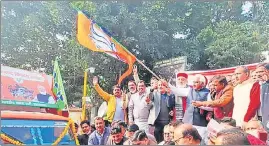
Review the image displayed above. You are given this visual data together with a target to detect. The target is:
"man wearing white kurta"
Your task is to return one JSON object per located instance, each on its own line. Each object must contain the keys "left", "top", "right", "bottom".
{"left": 128, "top": 80, "right": 153, "bottom": 132}
{"left": 168, "top": 72, "right": 190, "bottom": 120}
{"left": 232, "top": 66, "right": 261, "bottom": 127}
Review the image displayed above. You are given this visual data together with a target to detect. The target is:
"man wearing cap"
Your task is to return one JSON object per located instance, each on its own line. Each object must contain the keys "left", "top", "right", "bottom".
{"left": 106, "top": 125, "right": 128, "bottom": 145}
{"left": 169, "top": 72, "right": 190, "bottom": 120}
{"left": 255, "top": 63, "right": 269, "bottom": 132}
{"left": 125, "top": 124, "right": 140, "bottom": 140}
{"left": 124, "top": 124, "right": 157, "bottom": 145}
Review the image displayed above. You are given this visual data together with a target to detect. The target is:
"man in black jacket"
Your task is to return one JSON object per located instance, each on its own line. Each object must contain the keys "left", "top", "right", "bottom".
{"left": 78, "top": 120, "right": 92, "bottom": 145}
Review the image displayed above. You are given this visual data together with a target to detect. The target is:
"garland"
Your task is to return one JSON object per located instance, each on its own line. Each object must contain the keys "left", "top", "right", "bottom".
{"left": 52, "top": 118, "right": 80, "bottom": 145}
{"left": 0, "top": 133, "right": 24, "bottom": 145}
{"left": 70, "top": 119, "right": 80, "bottom": 145}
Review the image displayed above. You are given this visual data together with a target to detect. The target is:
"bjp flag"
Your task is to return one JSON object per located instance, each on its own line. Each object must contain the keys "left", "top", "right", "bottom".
{"left": 77, "top": 11, "right": 137, "bottom": 85}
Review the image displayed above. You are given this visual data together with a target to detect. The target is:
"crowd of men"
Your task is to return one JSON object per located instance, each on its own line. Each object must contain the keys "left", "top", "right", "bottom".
{"left": 74, "top": 62, "right": 269, "bottom": 145}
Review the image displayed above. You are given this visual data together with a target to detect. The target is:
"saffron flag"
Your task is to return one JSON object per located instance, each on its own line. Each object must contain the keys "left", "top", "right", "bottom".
{"left": 53, "top": 58, "right": 68, "bottom": 110}
{"left": 76, "top": 11, "right": 136, "bottom": 85}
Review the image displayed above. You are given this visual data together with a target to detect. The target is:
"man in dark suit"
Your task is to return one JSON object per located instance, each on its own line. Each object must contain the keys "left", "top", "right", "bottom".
{"left": 78, "top": 120, "right": 92, "bottom": 145}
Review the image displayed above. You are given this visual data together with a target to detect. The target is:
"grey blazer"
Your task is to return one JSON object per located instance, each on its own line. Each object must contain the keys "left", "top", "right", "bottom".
{"left": 148, "top": 90, "right": 161, "bottom": 125}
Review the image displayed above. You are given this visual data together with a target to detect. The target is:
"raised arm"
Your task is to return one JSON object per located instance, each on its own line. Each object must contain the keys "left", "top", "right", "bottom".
{"left": 145, "top": 93, "right": 153, "bottom": 109}
{"left": 93, "top": 76, "right": 111, "bottom": 102}
{"left": 133, "top": 65, "right": 140, "bottom": 84}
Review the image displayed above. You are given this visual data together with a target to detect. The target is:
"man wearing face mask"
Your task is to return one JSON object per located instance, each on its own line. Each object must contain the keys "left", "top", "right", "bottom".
{"left": 128, "top": 80, "right": 153, "bottom": 132}
{"left": 93, "top": 76, "right": 125, "bottom": 125}
{"left": 148, "top": 79, "right": 176, "bottom": 143}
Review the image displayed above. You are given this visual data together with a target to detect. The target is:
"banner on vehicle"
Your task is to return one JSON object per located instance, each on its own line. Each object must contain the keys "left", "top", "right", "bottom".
{"left": 1, "top": 65, "right": 57, "bottom": 108}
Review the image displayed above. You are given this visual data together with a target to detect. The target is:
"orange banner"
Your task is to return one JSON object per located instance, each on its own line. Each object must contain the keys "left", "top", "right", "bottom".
{"left": 1, "top": 65, "right": 57, "bottom": 108}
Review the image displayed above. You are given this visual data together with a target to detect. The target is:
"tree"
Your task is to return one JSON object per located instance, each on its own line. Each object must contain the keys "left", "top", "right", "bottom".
{"left": 198, "top": 20, "right": 268, "bottom": 69}
{"left": 2, "top": 1, "right": 268, "bottom": 104}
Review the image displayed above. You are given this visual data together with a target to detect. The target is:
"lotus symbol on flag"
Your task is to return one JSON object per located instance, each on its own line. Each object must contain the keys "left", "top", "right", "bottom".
{"left": 89, "top": 23, "right": 122, "bottom": 61}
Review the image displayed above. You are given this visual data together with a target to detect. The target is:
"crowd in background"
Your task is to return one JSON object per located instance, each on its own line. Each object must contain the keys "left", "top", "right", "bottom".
{"left": 74, "top": 62, "right": 269, "bottom": 145}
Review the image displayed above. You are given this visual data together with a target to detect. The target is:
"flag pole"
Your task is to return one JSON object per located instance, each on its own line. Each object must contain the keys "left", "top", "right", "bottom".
{"left": 111, "top": 38, "right": 161, "bottom": 80}
{"left": 135, "top": 58, "right": 161, "bottom": 80}
{"left": 81, "top": 70, "right": 88, "bottom": 121}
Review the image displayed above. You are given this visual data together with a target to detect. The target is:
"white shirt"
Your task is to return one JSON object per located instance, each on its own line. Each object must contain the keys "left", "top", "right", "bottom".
{"left": 113, "top": 98, "right": 124, "bottom": 121}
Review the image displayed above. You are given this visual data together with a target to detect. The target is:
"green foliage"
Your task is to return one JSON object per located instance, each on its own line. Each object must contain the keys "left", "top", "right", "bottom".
{"left": 2, "top": 1, "right": 268, "bottom": 104}
{"left": 198, "top": 20, "right": 268, "bottom": 69}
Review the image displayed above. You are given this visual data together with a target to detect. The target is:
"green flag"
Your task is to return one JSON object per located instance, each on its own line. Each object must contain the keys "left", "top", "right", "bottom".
{"left": 53, "top": 58, "right": 68, "bottom": 110}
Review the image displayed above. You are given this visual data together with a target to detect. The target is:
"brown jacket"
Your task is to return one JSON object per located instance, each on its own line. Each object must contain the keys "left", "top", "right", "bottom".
{"left": 206, "top": 85, "right": 234, "bottom": 120}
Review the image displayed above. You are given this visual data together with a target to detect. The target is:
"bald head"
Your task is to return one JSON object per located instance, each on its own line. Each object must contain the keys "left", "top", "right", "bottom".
{"left": 174, "top": 124, "right": 201, "bottom": 145}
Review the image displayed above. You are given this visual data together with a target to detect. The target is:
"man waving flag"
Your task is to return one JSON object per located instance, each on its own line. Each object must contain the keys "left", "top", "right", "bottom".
{"left": 76, "top": 11, "right": 136, "bottom": 85}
